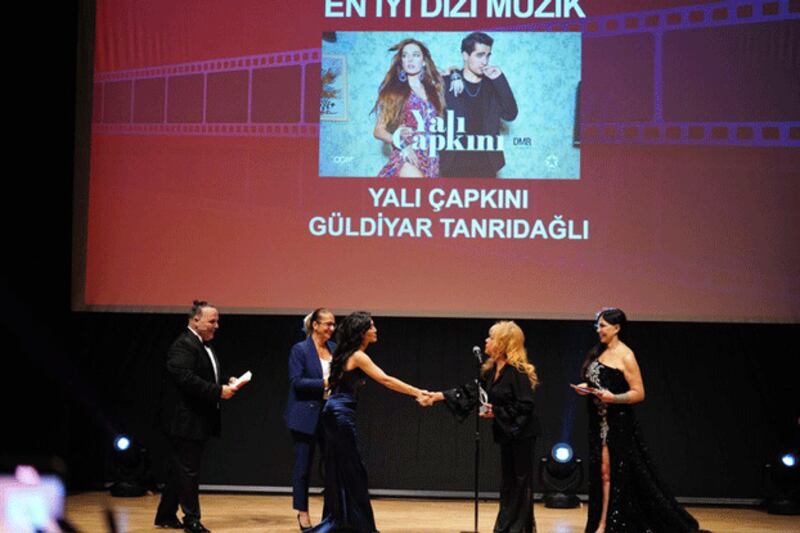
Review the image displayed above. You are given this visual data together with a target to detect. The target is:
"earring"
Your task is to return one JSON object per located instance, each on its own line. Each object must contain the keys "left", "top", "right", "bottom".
{"left": 419, "top": 69, "right": 425, "bottom": 82}
{"left": 398, "top": 70, "right": 407, "bottom": 82}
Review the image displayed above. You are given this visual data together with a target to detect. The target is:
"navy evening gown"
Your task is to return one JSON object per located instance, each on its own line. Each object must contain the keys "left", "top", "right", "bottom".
{"left": 311, "top": 368, "right": 378, "bottom": 533}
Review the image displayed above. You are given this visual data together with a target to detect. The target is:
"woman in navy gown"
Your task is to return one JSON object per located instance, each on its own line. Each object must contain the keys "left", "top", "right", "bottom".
{"left": 572, "top": 308, "right": 709, "bottom": 533}
{"left": 311, "top": 311, "right": 428, "bottom": 532}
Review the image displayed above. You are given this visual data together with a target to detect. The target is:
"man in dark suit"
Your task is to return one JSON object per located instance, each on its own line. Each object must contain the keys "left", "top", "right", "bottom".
{"left": 440, "top": 32, "right": 518, "bottom": 178}
{"left": 155, "top": 300, "right": 236, "bottom": 533}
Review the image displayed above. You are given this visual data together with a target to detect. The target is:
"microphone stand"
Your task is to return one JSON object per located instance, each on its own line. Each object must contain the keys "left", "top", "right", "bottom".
{"left": 462, "top": 348, "right": 482, "bottom": 533}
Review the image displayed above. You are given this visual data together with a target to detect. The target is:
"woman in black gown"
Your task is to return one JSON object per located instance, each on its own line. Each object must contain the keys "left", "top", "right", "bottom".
{"left": 425, "top": 320, "right": 540, "bottom": 533}
{"left": 572, "top": 308, "right": 709, "bottom": 533}
{"left": 311, "top": 311, "right": 428, "bottom": 533}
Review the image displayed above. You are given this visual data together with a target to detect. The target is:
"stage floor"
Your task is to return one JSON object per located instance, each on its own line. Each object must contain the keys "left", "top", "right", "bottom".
{"left": 65, "top": 493, "right": 799, "bottom": 532}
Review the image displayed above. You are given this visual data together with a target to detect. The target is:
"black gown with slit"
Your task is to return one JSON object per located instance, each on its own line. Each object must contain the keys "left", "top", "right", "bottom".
{"left": 584, "top": 360, "right": 706, "bottom": 533}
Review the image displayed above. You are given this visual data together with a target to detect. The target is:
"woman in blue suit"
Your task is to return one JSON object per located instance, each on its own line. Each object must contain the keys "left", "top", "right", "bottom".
{"left": 285, "top": 308, "right": 336, "bottom": 531}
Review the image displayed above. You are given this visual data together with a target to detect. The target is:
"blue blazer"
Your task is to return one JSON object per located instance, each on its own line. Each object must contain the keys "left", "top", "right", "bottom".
{"left": 284, "top": 337, "right": 335, "bottom": 435}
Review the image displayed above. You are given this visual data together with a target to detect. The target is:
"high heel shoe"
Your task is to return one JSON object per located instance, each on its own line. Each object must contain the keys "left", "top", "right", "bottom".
{"left": 297, "top": 514, "right": 313, "bottom": 532}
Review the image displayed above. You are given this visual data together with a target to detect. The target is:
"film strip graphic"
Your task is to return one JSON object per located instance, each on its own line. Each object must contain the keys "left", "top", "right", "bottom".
{"left": 92, "top": 48, "right": 321, "bottom": 138}
{"left": 504, "top": 0, "right": 799, "bottom": 146}
{"left": 93, "top": 1, "right": 799, "bottom": 146}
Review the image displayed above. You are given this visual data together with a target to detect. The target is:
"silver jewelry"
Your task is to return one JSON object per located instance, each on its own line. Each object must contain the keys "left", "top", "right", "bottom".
{"left": 587, "top": 360, "right": 609, "bottom": 444}
{"left": 464, "top": 79, "right": 482, "bottom": 98}
{"left": 614, "top": 392, "right": 631, "bottom": 404}
{"left": 398, "top": 69, "right": 407, "bottom": 82}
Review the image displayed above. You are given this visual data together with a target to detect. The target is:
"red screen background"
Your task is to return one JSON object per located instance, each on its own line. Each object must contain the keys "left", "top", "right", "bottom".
{"left": 77, "top": 0, "right": 800, "bottom": 322}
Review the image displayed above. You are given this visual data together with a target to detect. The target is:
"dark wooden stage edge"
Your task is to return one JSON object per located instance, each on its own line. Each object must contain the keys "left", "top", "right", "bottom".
{"left": 66, "top": 493, "right": 799, "bottom": 532}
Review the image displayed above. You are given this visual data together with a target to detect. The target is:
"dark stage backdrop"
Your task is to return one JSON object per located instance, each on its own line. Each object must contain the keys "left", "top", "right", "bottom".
{"left": 32, "top": 311, "right": 796, "bottom": 500}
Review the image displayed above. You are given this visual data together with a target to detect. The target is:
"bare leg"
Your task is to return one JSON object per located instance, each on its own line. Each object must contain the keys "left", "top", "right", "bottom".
{"left": 596, "top": 444, "right": 611, "bottom": 533}
{"left": 295, "top": 509, "right": 312, "bottom": 528}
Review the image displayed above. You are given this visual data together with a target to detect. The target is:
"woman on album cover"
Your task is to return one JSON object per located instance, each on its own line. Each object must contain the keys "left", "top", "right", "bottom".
{"left": 372, "top": 38, "right": 445, "bottom": 178}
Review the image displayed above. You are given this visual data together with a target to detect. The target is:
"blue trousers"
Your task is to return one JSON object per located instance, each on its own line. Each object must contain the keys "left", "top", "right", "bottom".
{"left": 291, "top": 427, "right": 325, "bottom": 511}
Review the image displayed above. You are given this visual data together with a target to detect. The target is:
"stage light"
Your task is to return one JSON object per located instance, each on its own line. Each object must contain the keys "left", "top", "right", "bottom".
{"left": 539, "top": 443, "right": 583, "bottom": 509}
{"left": 763, "top": 451, "right": 800, "bottom": 515}
{"left": 552, "top": 443, "right": 573, "bottom": 463}
{"left": 109, "top": 435, "right": 152, "bottom": 497}
{"left": 113, "top": 435, "right": 130, "bottom": 452}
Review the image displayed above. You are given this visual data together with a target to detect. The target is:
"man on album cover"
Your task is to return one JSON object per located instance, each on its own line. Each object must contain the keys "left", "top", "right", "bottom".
{"left": 440, "top": 32, "right": 518, "bottom": 178}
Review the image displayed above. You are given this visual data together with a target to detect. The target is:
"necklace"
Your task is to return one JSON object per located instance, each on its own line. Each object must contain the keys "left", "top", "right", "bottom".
{"left": 464, "top": 79, "right": 482, "bottom": 98}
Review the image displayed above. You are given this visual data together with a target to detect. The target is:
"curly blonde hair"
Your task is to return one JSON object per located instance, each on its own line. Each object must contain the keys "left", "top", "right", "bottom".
{"left": 482, "top": 321, "right": 539, "bottom": 389}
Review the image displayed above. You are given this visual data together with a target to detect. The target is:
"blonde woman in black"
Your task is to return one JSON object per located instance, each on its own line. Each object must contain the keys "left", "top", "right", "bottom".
{"left": 424, "top": 321, "right": 540, "bottom": 533}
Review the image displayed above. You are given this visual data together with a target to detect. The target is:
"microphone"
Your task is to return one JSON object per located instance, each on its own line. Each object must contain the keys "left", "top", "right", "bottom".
{"left": 472, "top": 345, "right": 483, "bottom": 364}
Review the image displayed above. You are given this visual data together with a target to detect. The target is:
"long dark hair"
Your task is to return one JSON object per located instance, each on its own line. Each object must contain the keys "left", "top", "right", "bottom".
{"left": 329, "top": 311, "right": 373, "bottom": 389}
{"left": 581, "top": 307, "right": 627, "bottom": 378}
{"left": 371, "top": 39, "right": 445, "bottom": 131}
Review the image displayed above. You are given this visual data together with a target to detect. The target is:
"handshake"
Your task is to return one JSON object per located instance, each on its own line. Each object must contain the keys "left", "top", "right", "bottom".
{"left": 415, "top": 390, "right": 441, "bottom": 407}
{"left": 413, "top": 390, "right": 494, "bottom": 417}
